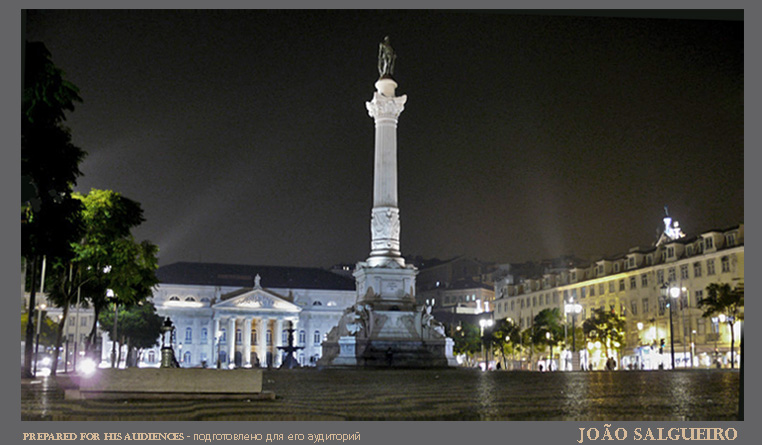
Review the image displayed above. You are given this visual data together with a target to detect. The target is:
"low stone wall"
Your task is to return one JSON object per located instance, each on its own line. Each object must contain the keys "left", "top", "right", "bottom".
{"left": 64, "top": 368, "right": 271, "bottom": 400}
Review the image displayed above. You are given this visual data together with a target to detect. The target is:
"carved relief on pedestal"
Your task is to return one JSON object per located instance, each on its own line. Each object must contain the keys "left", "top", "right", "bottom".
{"left": 370, "top": 207, "right": 401, "bottom": 252}
{"left": 366, "top": 92, "right": 407, "bottom": 120}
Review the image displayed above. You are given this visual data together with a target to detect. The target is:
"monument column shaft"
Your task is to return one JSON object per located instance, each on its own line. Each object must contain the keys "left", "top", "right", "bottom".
{"left": 366, "top": 84, "right": 407, "bottom": 266}
{"left": 373, "top": 117, "right": 399, "bottom": 208}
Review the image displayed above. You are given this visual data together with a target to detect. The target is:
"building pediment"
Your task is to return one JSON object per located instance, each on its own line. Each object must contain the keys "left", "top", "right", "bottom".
{"left": 214, "top": 288, "right": 301, "bottom": 314}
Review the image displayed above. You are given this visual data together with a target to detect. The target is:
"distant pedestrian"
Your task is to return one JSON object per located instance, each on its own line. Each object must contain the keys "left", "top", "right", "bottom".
{"left": 538, "top": 364, "right": 544, "bottom": 372}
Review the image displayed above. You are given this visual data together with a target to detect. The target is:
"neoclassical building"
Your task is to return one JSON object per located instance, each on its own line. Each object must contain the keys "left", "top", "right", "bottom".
{"left": 101, "top": 262, "right": 356, "bottom": 368}
{"left": 493, "top": 218, "right": 744, "bottom": 371}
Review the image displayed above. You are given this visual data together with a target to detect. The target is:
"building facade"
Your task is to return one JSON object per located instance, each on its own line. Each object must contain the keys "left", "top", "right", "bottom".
{"left": 100, "top": 262, "right": 356, "bottom": 368}
{"left": 493, "top": 222, "right": 744, "bottom": 371}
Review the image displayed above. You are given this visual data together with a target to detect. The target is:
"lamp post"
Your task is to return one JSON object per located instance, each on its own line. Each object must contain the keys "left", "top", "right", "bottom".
{"left": 107, "top": 289, "right": 118, "bottom": 368}
{"left": 33, "top": 303, "right": 46, "bottom": 376}
{"left": 660, "top": 283, "right": 679, "bottom": 369}
{"left": 479, "top": 318, "right": 494, "bottom": 371}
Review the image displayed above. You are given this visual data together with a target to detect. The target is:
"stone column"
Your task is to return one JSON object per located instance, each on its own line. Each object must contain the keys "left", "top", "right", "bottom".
{"left": 366, "top": 79, "right": 407, "bottom": 267}
{"left": 274, "top": 318, "right": 284, "bottom": 367}
{"left": 291, "top": 318, "right": 300, "bottom": 366}
{"left": 255, "top": 318, "right": 266, "bottom": 368}
{"left": 227, "top": 317, "right": 236, "bottom": 368}
{"left": 243, "top": 318, "right": 252, "bottom": 367}
{"left": 212, "top": 318, "right": 220, "bottom": 368}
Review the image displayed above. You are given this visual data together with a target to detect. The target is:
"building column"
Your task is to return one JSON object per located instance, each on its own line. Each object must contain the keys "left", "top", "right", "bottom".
{"left": 212, "top": 318, "right": 220, "bottom": 368}
{"left": 227, "top": 317, "right": 236, "bottom": 368}
{"left": 291, "top": 318, "right": 300, "bottom": 366}
{"left": 256, "top": 318, "right": 266, "bottom": 368}
{"left": 243, "top": 318, "right": 252, "bottom": 367}
{"left": 274, "top": 318, "right": 284, "bottom": 367}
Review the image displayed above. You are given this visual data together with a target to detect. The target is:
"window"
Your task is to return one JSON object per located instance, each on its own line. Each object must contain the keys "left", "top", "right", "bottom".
{"left": 697, "top": 318, "right": 705, "bottom": 335}
{"left": 614, "top": 263, "right": 620, "bottom": 273}
{"left": 313, "top": 330, "right": 321, "bottom": 344}
{"left": 571, "top": 272, "right": 576, "bottom": 282}
{"left": 313, "top": 301, "right": 323, "bottom": 306}
{"left": 630, "top": 276, "right": 637, "bottom": 289}
{"left": 252, "top": 329, "right": 258, "bottom": 345}
{"left": 510, "top": 300, "right": 514, "bottom": 311}
{"left": 580, "top": 287, "right": 586, "bottom": 299}
{"left": 619, "top": 279, "right": 625, "bottom": 291}
{"left": 236, "top": 329, "right": 242, "bottom": 345}
{"left": 282, "top": 329, "right": 288, "bottom": 344}
{"left": 597, "top": 265, "right": 604, "bottom": 276}
{"left": 553, "top": 293, "right": 559, "bottom": 303}
{"left": 646, "top": 256, "right": 653, "bottom": 266}
{"left": 628, "top": 257, "right": 635, "bottom": 268}
{"left": 608, "top": 281, "right": 615, "bottom": 293}
{"left": 185, "top": 296, "right": 196, "bottom": 302}
{"left": 680, "top": 264, "right": 689, "bottom": 280}
{"left": 185, "top": 327, "right": 193, "bottom": 344}
{"left": 201, "top": 327, "right": 208, "bottom": 343}
{"left": 693, "top": 262, "right": 702, "bottom": 278}
{"left": 687, "top": 246, "right": 693, "bottom": 256}
{"left": 658, "top": 299, "right": 666, "bottom": 316}
{"left": 707, "top": 259, "right": 716, "bottom": 275}
{"left": 695, "top": 290, "right": 704, "bottom": 304}
{"left": 220, "top": 328, "right": 227, "bottom": 344}
{"left": 657, "top": 270, "right": 664, "bottom": 284}
{"left": 520, "top": 299, "right": 525, "bottom": 309}
{"left": 571, "top": 289, "right": 578, "bottom": 301}
{"left": 81, "top": 317, "right": 88, "bottom": 327}
{"left": 667, "top": 247, "right": 675, "bottom": 258}
{"left": 668, "top": 268, "right": 676, "bottom": 282}
{"left": 532, "top": 296, "right": 537, "bottom": 307}
{"left": 589, "top": 285, "right": 595, "bottom": 297}
{"left": 721, "top": 256, "right": 730, "bottom": 273}
{"left": 183, "top": 351, "right": 191, "bottom": 364}
{"left": 705, "top": 237, "right": 714, "bottom": 249}
{"left": 545, "top": 294, "right": 550, "bottom": 305}
{"left": 169, "top": 296, "right": 180, "bottom": 301}
{"left": 630, "top": 299, "right": 638, "bottom": 315}
{"left": 148, "top": 350, "right": 156, "bottom": 364}
{"left": 641, "top": 274, "right": 648, "bottom": 287}
{"left": 599, "top": 283, "right": 605, "bottom": 295}
{"left": 725, "top": 234, "right": 736, "bottom": 247}
{"left": 299, "top": 330, "right": 306, "bottom": 344}
{"left": 266, "top": 329, "right": 272, "bottom": 345}
{"left": 642, "top": 298, "right": 650, "bottom": 314}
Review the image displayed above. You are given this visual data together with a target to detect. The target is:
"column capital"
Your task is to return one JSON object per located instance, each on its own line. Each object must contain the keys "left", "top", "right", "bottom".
{"left": 366, "top": 92, "right": 407, "bottom": 120}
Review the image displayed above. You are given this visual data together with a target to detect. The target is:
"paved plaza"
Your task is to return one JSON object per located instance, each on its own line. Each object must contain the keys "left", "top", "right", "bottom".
{"left": 21, "top": 368, "right": 740, "bottom": 421}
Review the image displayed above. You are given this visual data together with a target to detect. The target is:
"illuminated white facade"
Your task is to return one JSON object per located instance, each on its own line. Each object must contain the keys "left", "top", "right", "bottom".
{"left": 493, "top": 223, "right": 744, "bottom": 370}
{"left": 102, "top": 262, "right": 356, "bottom": 368}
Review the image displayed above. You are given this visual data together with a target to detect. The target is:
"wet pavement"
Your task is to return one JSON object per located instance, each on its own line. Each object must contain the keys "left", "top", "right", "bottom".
{"left": 21, "top": 368, "right": 740, "bottom": 421}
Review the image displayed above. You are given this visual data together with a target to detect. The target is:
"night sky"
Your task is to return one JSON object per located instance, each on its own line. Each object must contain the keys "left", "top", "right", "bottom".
{"left": 23, "top": 10, "right": 743, "bottom": 268}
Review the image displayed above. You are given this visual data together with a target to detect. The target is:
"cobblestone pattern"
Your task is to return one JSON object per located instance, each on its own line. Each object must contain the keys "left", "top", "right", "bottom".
{"left": 21, "top": 369, "right": 740, "bottom": 421}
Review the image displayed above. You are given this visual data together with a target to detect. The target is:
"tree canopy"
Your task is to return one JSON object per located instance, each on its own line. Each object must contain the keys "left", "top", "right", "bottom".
{"left": 98, "top": 301, "right": 164, "bottom": 367}
{"left": 582, "top": 307, "right": 626, "bottom": 356}
{"left": 22, "top": 41, "right": 86, "bottom": 377}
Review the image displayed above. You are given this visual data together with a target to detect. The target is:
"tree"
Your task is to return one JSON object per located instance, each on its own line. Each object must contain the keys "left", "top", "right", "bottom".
{"left": 98, "top": 301, "right": 164, "bottom": 367}
{"left": 582, "top": 307, "right": 626, "bottom": 361}
{"left": 22, "top": 41, "right": 87, "bottom": 377}
{"left": 45, "top": 189, "right": 159, "bottom": 374}
{"left": 449, "top": 322, "right": 481, "bottom": 365}
{"left": 698, "top": 283, "right": 744, "bottom": 369}
{"left": 488, "top": 318, "right": 521, "bottom": 369}
{"left": 532, "top": 308, "right": 565, "bottom": 370}
{"left": 20, "top": 311, "right": 59, "bottom": 349}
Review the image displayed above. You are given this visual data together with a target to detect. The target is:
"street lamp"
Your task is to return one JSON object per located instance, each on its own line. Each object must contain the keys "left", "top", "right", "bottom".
{"left": 660, "top": 283, "right": 680, "bottom": 369}
{"left": 479, "top": 318, "right": 494, "bottom": 371}
{"left": 33, "top": 303, "right": 46, "bottom": 376}
{"left": 107, "top": 289, "right": 118, "bottom": 368}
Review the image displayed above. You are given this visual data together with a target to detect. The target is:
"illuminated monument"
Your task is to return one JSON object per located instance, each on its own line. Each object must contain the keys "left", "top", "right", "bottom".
{"left": 320, "top": 37, "right": 456, "bottom": 367}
